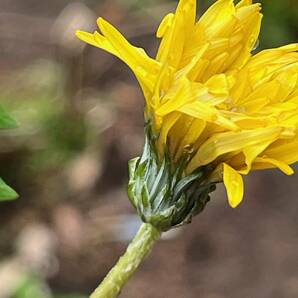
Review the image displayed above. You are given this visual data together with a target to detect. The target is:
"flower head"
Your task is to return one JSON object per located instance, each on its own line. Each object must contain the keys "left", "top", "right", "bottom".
{"left": 76, "top": 0, "right": 298, "bottom": 217}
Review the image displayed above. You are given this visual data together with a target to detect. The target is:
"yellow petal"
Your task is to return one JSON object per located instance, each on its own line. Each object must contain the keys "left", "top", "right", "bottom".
{"left": 97, "top": 18, "right": 159, "bottom": 73}
{"left": 197, "top": 0, "right": 235, "bottom": 37}
{"left": 263, "top": 138, "right": 298, "bottom": 165}
{"left": 253, "top": 157, "right": 294, "bottom": 175}
{"left": 77, "top": 20, "right": 160, "bottom": 95}
{"left": 155, "top": 77, "right": 192, "bottom": 116}
{"left": 76, "top": 30, "right": 118, "bottom": 56}
{"left": 157, "top": 112, "right": 181, "bottom": 154}
{"left": 232, "top": 4, "right": 263, "bottom": 69}
{"left": 156, "top": 17, "right": 184, "bottom": 68}
{"left": 239, "top": 139, "right": 277, "bottom": 175}
{"left": 178, "top": 99, "right": 218, "bottom": 121}
{"left": 187, "top": 127, "right": 281, "bottom": 172}
{"left": 180, "top": 43, "right": 210, "bottom": 79}
{"left": 236, "top": 0, "right": 253, "bottom": 8}
{"left": 156, "top": 0, "right": 196, "bottom": 69}
{"left": 205, "top": 74, "right": 229, "bottom": 96}
{"left": 187, "top": 0, "right": 262, "bottom": 78}
{"left": 223, "top": 163, "right": 244, "bottom": 208}
{"left": 174, "top": 118, "right": 206, "bottom": 160}
{"left": 157, "top": 13, "right": 175, "bottom": 38}
{"left": 176, "top": 0, "right": 197, "bottom": 32}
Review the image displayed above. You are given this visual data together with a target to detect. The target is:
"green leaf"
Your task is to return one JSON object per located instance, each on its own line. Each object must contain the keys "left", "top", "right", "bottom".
{"left": 0, "top": 105, "right": 18, "bottom": 129}
{"left": 0, "top": 178, "right": 18, "bottom": 201}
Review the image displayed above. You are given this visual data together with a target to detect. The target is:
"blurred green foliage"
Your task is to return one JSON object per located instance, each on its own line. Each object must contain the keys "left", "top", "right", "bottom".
{"left": 0, "top": 105, "right": 18, "bottom": 201}
{"left": 260, "top": 0, "right": 298, "bottom": 48}
{"left": 0, "top": 60, "right": 88, "bottom": 174}
{"left": 13, "top": 276, "right": 51, "bottom": 298}
{"left": 0, "top": 105, "right": 17, "bottom": 130}
{"left": 13, "top": 275, "right": 87, "bottom": 298}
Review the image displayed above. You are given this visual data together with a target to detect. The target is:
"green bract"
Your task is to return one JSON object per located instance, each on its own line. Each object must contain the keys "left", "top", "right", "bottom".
{"left": 0, "top": 104, "right": 18, "bottom": 201}
{"left": 128, "top": 129, "right": 216, "bottom": 232}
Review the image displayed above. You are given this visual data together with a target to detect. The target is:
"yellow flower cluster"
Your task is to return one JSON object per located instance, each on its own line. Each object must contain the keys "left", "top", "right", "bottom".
{"left": 76, "top": 0, "right": 298, "bottom": 208}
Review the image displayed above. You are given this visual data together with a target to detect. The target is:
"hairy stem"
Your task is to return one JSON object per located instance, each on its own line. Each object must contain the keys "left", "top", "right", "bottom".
{"left": 90, "top": 223, "right": 161, "bottom": 298}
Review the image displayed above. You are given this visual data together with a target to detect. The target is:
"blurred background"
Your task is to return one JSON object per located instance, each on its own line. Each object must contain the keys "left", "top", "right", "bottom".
{"left": 0, "top": 0, "right": 298, "bottom": 297}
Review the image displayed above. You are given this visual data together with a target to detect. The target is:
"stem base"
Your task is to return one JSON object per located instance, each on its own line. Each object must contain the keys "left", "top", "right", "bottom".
{"left": 90, "top": 223, "right": 161, "bottom": 298}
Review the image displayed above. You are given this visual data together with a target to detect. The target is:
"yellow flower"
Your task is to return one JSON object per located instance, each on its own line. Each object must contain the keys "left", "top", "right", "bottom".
{"left": 76, "top": 0, "right": 298, "bottom": 209}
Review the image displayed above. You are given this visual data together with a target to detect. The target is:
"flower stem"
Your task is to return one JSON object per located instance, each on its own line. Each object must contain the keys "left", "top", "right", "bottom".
{"left": 90, "top": 223, "right": 162, "bottom": 298}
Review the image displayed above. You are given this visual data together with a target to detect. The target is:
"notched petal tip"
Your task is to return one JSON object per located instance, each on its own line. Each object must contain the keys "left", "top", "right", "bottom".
{"left": 236, "top": 0, "right": 252, "bottom": 7}
{"left": 236, "top": 0, "right": 262, "bottom": 9}
{"left": 75, "top": 30, "right": 89, "bottom": 39}
{"left": 156, "top": 13, "right": 175, "bottom": 38}
{"left": 75, "top": 30, "right": 99, "bottom": 47}
{"left": 96, "top": 16, "right": 106, "bottom": 30}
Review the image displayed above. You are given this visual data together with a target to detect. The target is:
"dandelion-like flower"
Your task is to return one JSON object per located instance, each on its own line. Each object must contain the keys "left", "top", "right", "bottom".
{"left": 77, "top": 0, "right": 298, "bottom": 296}
{"left": 77, "top": 0, "right": 298, "bottom": 228}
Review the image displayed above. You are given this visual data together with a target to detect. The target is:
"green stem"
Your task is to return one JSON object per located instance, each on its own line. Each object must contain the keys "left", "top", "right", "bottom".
{"left": 90, "top": 223, "right": 162, "bottom": 298}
